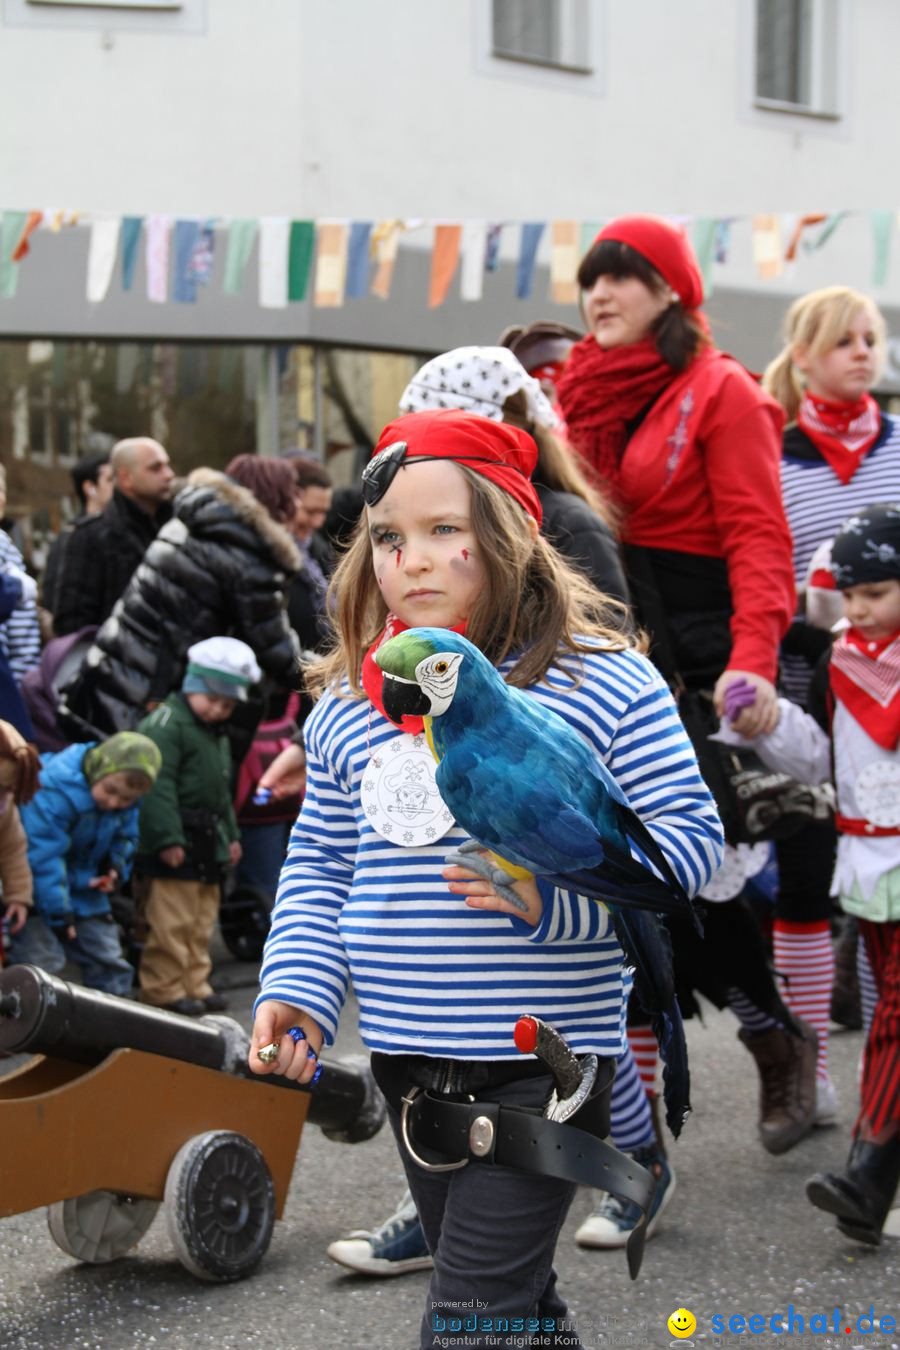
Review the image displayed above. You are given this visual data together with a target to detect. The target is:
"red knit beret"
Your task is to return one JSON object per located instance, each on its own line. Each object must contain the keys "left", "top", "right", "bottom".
{"left": 594, "top": 214, "right": 705, "bottom": 311}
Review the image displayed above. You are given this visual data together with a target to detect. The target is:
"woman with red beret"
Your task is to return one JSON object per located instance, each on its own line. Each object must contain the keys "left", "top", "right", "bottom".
{"left": 558, "top": 216, "right": 815, "bottom": 1246}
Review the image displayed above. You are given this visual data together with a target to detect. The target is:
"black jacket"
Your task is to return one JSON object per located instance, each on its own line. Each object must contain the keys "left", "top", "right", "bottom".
{"left": 536, "top": 485, "right": 630, "bottom": 607}
{"left": 286, "top": 530, "right": 334, "bottom": 654}
{"left": 58, "top": 469, "right": 301, "bottom": 737}
{"left": 52, "top": 490, "right": 173, "bottom": 636}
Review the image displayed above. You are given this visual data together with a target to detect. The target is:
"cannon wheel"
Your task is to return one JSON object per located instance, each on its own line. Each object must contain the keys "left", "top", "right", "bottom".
{"left": 47, "top": 1191, "right": 160, "bottom": 1263}
{"left": 164, "top": 1130, "right": 275, "bottom": 1282}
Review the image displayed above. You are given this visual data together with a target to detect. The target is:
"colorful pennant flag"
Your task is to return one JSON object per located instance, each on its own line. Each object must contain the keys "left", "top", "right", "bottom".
{"left": 429, "top": 224, "right": 462, "bottom": 308}
{"left": 11, "top": 210, "right": 43, "bottom": 262}
{"left": 189, "top": 221, "right": 215, "bottom": 285}
{"left": 345, "top": 221, "right": 373, "bottom": 299}
{"left": 121, "top": 216, "right": 143, "bottom": 291}
{"left": 550, "top": 220, "right": 578, "bottom": 304}
{"left": 288, "top": 220, "right": 315, "bottom": 301}
{"left": 516, "top": 222, "right": 545, "bottom": 299}
{"left": 173, "top": 219, "right": 201, "bottom": 303}
{"left": 460, "top": 220, "right": 488, "bottom": 301}
{"left": 692, "top": 218, "right": 718, "bottom": 298}
{"left": 314, "top": 222, "right": 349, "bottom": 307}
{"left": 86, "top": 216, "right": 121, "bottom": 303}
{"left": 0, "top": 211, "right": 29, "bottom": 298}
{"left": 871, "top": 210, "right": 894, "bottom": 287}
{"left": 485, "top": 223, "right": 503, "bottom": 272}
{"left": 370, "top": 220, "right": 402, "bottom": 300}
{"left": 223, "top": 219, "right": 258, "bottom": 295}
{"left": 145, "top": 214, "right": 172, "bottom": 302}
{"left": 259, "top": 216, "right": 290, "bottom": 309}
{"left": 751, "top": 214, "right": 783, "bottom": 280}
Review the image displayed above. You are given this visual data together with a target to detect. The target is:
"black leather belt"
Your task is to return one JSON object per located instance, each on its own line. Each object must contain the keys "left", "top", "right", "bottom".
{"left": 400, "top": 1085, "right": 654, "bottom": 1279}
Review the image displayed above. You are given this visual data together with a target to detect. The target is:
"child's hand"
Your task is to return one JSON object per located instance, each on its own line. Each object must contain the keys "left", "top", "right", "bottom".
{"left": 444, "top": 856, "right": 543, "bottom": 927}
{"left": 88, "top": 868, "right": 119, "bottom": 894}
{"left": 159, "top": 845, "right": 186, "bottom": 869}
{"left": 3, "top": 902, "right": 29, "bottom": 935}
{"left": 713, "top": 670, "right": 779, "bottom": 738}
{"left": 258, "top": 744, "right": 307, "bottom": 800}
{"left": 228, "top": 840, "right": 242, "bottom": 866}
{"left": 249, "top": 999, "right": 324, "bottom": 1084}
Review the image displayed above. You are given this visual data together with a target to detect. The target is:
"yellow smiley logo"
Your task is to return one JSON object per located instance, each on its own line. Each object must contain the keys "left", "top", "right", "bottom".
{"left": 667, "top": 1307, "right": 697, "bottom": 1339}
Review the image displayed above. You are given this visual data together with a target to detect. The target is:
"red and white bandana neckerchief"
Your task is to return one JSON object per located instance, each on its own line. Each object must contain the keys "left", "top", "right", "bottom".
{"left": 797, "top": 391, "right": 881, "bottom": 485}
{"left": 361, "top": 614, "right": 468, "bottom": 736}
{"left": 830, "top": 627, "right": 900, "bottom": 750}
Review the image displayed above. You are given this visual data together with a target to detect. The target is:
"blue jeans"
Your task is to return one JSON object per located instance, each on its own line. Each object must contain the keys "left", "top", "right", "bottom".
{"left": 8, "top": 913, "right": 134, "bottom": 996}
{"left": 236, "top": 821, "right": 290, "bottom": 899}
{"left": 372, "top": 1056, "right": 582, "bottom": 1350}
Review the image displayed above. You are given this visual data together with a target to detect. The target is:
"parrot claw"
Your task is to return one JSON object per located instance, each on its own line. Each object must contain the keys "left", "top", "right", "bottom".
{"left": 444, "top": 848, "right": 530, "bottom": 914}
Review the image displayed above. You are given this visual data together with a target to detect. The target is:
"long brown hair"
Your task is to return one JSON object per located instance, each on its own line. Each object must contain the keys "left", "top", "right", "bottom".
{"left": 306, "top": 466, "right": 641, "bottom": 701}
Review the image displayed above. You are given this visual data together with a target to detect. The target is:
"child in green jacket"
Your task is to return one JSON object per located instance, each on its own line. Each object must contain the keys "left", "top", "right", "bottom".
{"left": 136, "top": 636, "right": 261, "bottom": 1016}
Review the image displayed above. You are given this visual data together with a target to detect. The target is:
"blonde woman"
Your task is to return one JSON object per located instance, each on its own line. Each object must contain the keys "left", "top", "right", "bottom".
{"left": 762, "top": 286, "right": 899, "bottom": 1132}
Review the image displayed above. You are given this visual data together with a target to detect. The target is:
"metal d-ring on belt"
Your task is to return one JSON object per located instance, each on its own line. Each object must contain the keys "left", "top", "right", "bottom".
{"left": 397, "top": 1017, "right": 656, "bottom": 1280}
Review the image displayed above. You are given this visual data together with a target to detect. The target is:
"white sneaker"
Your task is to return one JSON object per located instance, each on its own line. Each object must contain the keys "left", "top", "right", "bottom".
{"left": 326, "top": 1190, "right": 433, "bottom": 1276}
{"left": 575, "top": 1152, "right": 676, "bottom": 1249}
{"left": 814, "top": 1076, "right": 839, "bottom": 1126}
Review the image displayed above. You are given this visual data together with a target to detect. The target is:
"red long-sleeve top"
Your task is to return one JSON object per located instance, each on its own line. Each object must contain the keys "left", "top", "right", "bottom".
{"left": 616, "top": 350, "right": 794, "bottom": 683}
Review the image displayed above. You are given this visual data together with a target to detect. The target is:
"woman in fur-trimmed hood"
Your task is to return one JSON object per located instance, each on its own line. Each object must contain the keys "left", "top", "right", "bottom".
{"left": 58, "top": 464, "right": 302, "bottom": 739}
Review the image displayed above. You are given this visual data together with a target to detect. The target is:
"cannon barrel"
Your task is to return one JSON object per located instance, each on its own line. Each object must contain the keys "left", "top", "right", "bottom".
{"left": 0, "top": 965, "right": 383, "bottom": 1143}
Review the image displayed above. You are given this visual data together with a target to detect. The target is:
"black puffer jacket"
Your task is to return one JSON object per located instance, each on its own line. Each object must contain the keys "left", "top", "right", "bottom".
{"left": 58, "top": 469, "right": 301, "bottom": 737}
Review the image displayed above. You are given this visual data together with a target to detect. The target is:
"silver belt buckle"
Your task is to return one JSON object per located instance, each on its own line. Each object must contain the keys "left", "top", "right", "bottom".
{"left": 400, "top": 1086, "right": 469, "bottom": 1173}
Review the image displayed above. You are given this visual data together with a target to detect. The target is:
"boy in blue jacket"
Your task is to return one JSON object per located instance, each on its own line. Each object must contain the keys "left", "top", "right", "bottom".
{"left": 9, "top": 731, "right": 161, "bottom": 994}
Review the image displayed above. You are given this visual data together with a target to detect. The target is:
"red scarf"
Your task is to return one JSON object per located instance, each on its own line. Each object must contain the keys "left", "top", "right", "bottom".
{"left": 361, "top": 614, "right": 468, "bottom": 736}
{"left": 555, "top": 335, "right": 676, "bottom": 492}
{"left": 830, "top": 627, "right": 900, "bottom": 750}
{"left": 797, "top": 391, "right": 881, "bottom": 485}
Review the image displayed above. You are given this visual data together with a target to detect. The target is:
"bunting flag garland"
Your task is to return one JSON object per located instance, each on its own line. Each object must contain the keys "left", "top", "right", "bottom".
{"left": 145, "top": 214, "right": 172, "bottom": 303}
{"left": 751, "top": 213, "right": 783, "bottom": 280}
{"left": 173, "top": 218, "right": 201, "bottom": 303}
{"left": 86, "top": 216, "right": 121, "bottom": 303}
{"left": 370, "top": 219, "right": 402, "bottom": 300}
{"left": 0, "top": 212, "right": 29, "bottom": 298}
{"left": 460, "top": 220, "right": 488, "bottom": 301}
{"left": 5, "top": 206, "right": 900, "bottom": 311}
{"left": 314, "top": 221, "right": 349, "bottom": 307}
{"left": 550, "top": 220, "right": 578, "bottom": 304}
{"left": 428, "top": 224, "right": 462, "bottom": 308}
{"left": 121, "top": 216, "right": 143, "bottom": 291}
{"left": 11, "top": 211, "right": 43, "bottom": 262}
{"left": 258, "top": 216, "right": 290, "bottom": 309}
{"left": 223, "top": 219, "right": 258, "bottom": 295}
{"left": 516, "top": 222, "right": 545, "bottom": 299}
{"left": 288, "top": 220, "right": 315, "bottom": 301}
{"left": 345, "top": 221, "right": 373, "bottom": 299}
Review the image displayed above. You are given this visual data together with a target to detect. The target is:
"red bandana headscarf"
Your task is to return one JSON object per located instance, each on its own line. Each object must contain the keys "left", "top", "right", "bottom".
{"left": 797, "top": 391, "right": 881, "bottom": 484}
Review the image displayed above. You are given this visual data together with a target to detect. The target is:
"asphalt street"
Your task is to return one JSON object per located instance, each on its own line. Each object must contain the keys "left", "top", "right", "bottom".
{"left": 1, "top": 935, "right": 898, "bottom": 1350}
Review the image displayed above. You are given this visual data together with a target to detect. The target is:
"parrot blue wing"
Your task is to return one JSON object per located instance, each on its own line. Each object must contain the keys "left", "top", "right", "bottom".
{"left": 611, "top": 907, "right": 690, "bottom": 1138}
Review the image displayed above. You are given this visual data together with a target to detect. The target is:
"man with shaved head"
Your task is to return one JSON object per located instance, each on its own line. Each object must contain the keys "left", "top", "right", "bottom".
{"left": 52, "top": 436, "right": 175, "bottom": 635}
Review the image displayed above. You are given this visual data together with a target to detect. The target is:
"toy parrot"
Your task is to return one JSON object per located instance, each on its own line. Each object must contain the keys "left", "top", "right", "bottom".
{"left": 373, "top": 626, "right": 703, "bottom": 1135}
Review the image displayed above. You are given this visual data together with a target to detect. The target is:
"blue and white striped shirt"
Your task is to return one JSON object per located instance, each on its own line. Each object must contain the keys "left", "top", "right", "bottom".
{"left": 0, "top": 531, "right": 40, "bottom": 683}
{"left": 257, "top": 645, "right": 723, "bottom": 1061}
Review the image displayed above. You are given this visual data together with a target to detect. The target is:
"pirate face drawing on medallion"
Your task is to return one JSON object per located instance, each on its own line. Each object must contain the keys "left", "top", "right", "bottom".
{"left": 385, "top": 757, "right": 441, "bottom": 819}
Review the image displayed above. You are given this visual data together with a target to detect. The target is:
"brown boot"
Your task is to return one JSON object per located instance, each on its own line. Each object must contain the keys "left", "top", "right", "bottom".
{"left": 738, "top": 1020, "right": 818, "bottom": 1154}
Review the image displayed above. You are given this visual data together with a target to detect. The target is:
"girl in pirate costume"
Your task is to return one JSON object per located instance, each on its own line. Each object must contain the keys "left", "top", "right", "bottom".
{"left": 720, "top": 503, "right": 900, "bottom": 1245}
{"left": 250, "top": 409, "right": 722, "bottom": 1347}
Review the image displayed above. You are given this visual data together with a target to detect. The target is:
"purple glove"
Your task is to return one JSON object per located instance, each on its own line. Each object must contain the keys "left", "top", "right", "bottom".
{"left": 723, "top": 677, "right": 758, "bottom": 725}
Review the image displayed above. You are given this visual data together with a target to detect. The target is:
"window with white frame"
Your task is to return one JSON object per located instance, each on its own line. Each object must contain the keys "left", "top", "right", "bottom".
{"left": 492, "top": 0, "right": 592, "bottom": 75}
{"left": 754, "top": 0, "right": 840, "bottom": 116}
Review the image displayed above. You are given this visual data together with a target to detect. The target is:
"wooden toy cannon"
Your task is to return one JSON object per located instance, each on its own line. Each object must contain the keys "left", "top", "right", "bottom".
{"left": 0, "top": 965, "right": 385, "bottom": 1282}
